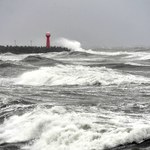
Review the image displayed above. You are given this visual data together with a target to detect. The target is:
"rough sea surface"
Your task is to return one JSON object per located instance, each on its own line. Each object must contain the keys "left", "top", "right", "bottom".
{"left": 1, "top": 41, "right": 150, "bottom": 150}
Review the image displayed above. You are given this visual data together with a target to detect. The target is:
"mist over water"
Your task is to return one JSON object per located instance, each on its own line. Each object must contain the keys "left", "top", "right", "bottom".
{"left": 1, "top": 39, "right": 150, "bottom": 150}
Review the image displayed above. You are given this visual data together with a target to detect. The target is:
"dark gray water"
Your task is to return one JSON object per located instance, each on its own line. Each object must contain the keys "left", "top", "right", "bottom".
{"left": 1, "top": 43, "right": 150, "bottom": 150}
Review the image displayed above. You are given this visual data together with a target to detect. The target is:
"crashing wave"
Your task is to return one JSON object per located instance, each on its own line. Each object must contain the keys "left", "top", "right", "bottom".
{"left": 1, "top": 106, "right": 150, "bottom": 150}
{"left": 55, "top": 38, "right": 132, "bottom": 56}
{"left": 15, "top": 65, "right": 150, "bottom": 86}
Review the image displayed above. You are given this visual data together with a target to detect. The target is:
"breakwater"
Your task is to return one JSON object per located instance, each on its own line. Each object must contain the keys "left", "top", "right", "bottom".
{"left": 0, "top": 46, "right": 70, "bottom": 54}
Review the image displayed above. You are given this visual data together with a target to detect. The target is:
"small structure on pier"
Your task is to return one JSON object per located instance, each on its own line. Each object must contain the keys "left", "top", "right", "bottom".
{"left": 46, "top": 32, "right": 51, "bottom": 48}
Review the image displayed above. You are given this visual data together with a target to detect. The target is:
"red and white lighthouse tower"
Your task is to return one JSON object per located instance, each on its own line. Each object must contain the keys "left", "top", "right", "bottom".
{"left": 46, "top": 32, "right": 51, "bottom": 48}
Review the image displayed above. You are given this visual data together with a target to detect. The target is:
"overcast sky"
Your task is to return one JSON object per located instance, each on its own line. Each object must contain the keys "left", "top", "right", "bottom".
{"left": 0, "top": 0, "right": 150, "bottom": 48}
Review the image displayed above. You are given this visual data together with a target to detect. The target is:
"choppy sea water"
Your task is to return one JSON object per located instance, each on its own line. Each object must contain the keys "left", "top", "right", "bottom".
{"left": 1, "top": 42, "right": 150, "bottom": 150}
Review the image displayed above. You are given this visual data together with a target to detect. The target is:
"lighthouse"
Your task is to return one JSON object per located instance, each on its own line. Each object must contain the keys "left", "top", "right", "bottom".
{"left": 46, "top": 32, "right": 51, "bottom": 48}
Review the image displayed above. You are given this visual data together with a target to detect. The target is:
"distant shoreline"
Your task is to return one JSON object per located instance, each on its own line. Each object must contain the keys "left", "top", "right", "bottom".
{"left": 0, "top": 46, "right": 70, "bottom": 54}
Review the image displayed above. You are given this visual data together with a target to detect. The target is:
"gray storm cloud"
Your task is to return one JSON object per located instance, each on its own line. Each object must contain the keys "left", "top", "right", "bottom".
{"left": 0, "top": 0, "right": 150, "bottom": 48}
